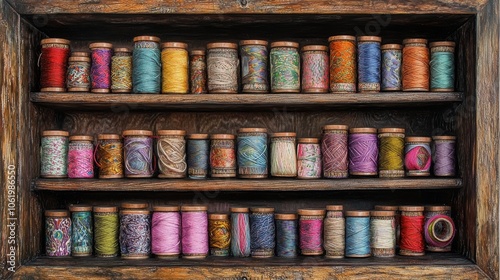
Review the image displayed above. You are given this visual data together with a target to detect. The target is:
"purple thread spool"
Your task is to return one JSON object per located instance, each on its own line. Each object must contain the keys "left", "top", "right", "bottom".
{"left": 432, "top": 136, "right": 456, "bottom": 177}
{"left": 349, "top": 128, "right": 378, "bottom": 176}
{"left": 424, "top": 206, "right": 455, "bottom": 252}
{"left": 123, "top": 130, "right": 154, "bottom": 178}
{"left": 89, "top": 42, "right": 113, "bottom": 93}
{"left": 45, "top": 210, "right": 72, "bottom": 257}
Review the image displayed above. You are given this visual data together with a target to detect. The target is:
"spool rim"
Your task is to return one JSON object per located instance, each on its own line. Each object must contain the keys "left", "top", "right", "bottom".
{"left": 190, "top": 49, "right": 206, "bottom": 55}
{"left": 45, "top": 210, "right": 70, "bottom": 217}
{"left": 326, "top": 205, "right": 343, "bottom": 211}
{"left": 240, "top": 40, "right": 269, "bottom": 46}
{"left": 298, "top": 137, "right": 320, "bottom": 144}
{"left": 187, "top": 133, "right": 209, "bottom": 139}
{"left": 207, "top": 42, "right": 238, "bottom": 49}
{"left": 122, "top": 130, "right": 153, "bottom": 137}
{"left": 68, "top": 204, "right": 93, "bottom": 212}
{"left": 114, "top": 47, "right": 131, "bottom": 53}
{"left": 425, "top": 205, "right": 451, "bottom": 211}
{"left": 89, "top": 42, "right": 113, "bottom": 49}
{"left": 250, "top": 207, "right": 275, "bottom": 213}
{"left": 121, "top": 202, "right": 149, "bottom": 209}
{"left": 405, "top": 136, "right": 432, "bottom": 143}
{"left": 378, "top": 128, "right": 405, "bottom": 134}
{"left": 210, "top": 134, "right": 235, "bottom": 140}
{"left": 323, "top": 124, "right": 349, "bottom": 131}
{"left": 271, "top": 41, "right": 299, "bottom": 48}
{"left": 370, "top": 210, "right": 396, "bottom": 217}
{"left": 275, "top": 213, "right": 298, "bottom": 220}
{"left": 98, "top": 134, "right": 121, "bottom": 140}
{"left": 133, "top": 36, "right": 161, "bottom": 43}
{"left": 68, "top": 57, "right": 91, "bottom": 62}
{"left": 399, "top": 206, "right": 425, "bottom": 211}
{"left": 71, "top": 51, "right": 90, "bottom": 57}
{"left": 153, "top": 205, "right": 180, "bottom": 212}
{"left": 230, "top": 207, "right": 249, "bottom": 213}
{"left": 301, "top": 45, "right": 328, "bottom": 52}
{"left": 41, "top": 38, "right": 70, "bottom": 45}
{"left": 238, "top": 128, "right": 268, "bottom": 133}
{"left": 181, "top": 205, "right": 208, "bottom": 211}
{"left": 429, "top": 41, "right": 456, "bottom": 48}
{"left": 374, "top": 205, "right": 399, "bottom": 211}
{"left": 345, "top": 210, "right": 370, "bottom": 217}
{"left": 381, "top": 44, "right": 402, "bottom": 50}
{"left": 357, "top": 36, "right": 382, "bottom": 42}
{"left": 349, "top": 127, "right": 377, "bottom": 134}
{"left": 93, "top": 206, "right": 118, "bottom": 213}
{"left": 209, "top": 213, "right": 229, "bottom": 220}
{"left": 161, "top": 42, "right": 188, "bottom": 49}
{"left": 432, "top": 135, "right": 456, "bottom": 141}
{"left": 120, "top": 209, "right": 150, "bottom": 215}
{"left": 157, "top": 130, "right": 187, "bottom": 136}
{"left": 403, "top": 38, "right": 428, "bottom": 45}
{"left": 69, "top": 135, "right": 94, "bottom": 141}
{"left": 328, "top": 35, "right": 356, "bottom": 42}
{"left": 42, "top": 130, "right": 69, "bottom": 137}
{"left": 298, "top": 209, "right": 326, "bottom": 216}
{"left": 431, "top": 217, "right": 454, "bottom": 242}
{"left": 271, "top": 132, "right": 296, "bottom": 138}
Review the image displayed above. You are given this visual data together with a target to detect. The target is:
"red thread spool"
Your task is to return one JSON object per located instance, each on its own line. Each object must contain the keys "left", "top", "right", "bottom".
{"left": 399, "top": 206, "right": 425, "bottom": 256}
{"left": 40, "top": 38, "right": 71, "bottom": 92}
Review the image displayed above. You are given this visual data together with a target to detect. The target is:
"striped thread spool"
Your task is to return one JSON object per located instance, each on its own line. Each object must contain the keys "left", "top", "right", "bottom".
{"left": 424, "top": 206, "right": 455, "bottom": 252}
{"left": 275, "top": 213, "right": 298, "bottom": 258}
{"left": 322, "top": 125, "right": 349, "bottom": 178}
{"left": 133, "top": 36, "right": 161, "bottom": 94}
{"left": 157, "top": 130, "right": 187, "bottom": 178}
{"left": 208, "top": 213, "right": 231, "bottom": 256}
{"left": 381, "top": 44, "right": 402, "bottom": 91}
{"left": 40, "top": 130, "right": 69, "bottom": 178}
{"left": 349, "top": 127, "right": 378, "bottom": 176}
{"left": 432, "top": 136, "right": 456, "bottom": 177}
{"left": 40, "top": 38, "right": 71, "bottom": 92}
{"left": 187, "top": 134, "right": 210, "bottom": 179}
{"left": 151, "top": 205, "right": 181, "bottom": 258}
{"left": 301, "top": 45, "right": 329, "bottom": 93}
{"left": 67, "top": 135, "right": 94, "bottom": 179}
{"left": 297, "top": 138, "right": 322, "bottom": 179}
{"left": 189, "top": 49, "right": 207, "bottom": 94}
{"left": 328, "top": 35, "right": 356, "bottom": 93}
{"left": 270, "top": 41, "right": 301, "bottom": 93}
{"left": 378, "top": 128, "right": 405, "bottom": 178}
{"left": 270, "top": 132, "right": 297, "bottom": 177}
{"left": 357, "top": 36, "right": 382, "bottom": 92}
{"left": 399, "top": 206, "right": 425, "bottom": 256}
{"left": 161, "top": 42, "right": 189, "bottom": 94}
{"left": 370, "top": 210, "right": 396, "bottom": 257}
{"left": 430, "top": 41, "right": 455, "bottom": 92}
{"left": 230, "top": 207, "right": 251, "bottom": 257}
{"left": 345, "top": 211, "right": 371, "bottom": 258}
{"left": 250, "top": 207, "right": 275, "bottom": 258}
{"left": 96, "top": 134, "right": 124, "bottom": 179}
{"left": 324, "top": 205, "right": 345, "bottom": 258}
{"left": 66, "top": 55, "right": 91, "bottom": 92}
{"left": 405, "top": 136, "right": 432, "bottom": 177}
{"left": 111, "top": 48, "right": 132, "bottom": 93}
{"left": 402, "top": 38, "right": 429, "bottom": 91}
{"left": 69, "top": 205, "right": 93, "bottom": 257}
{"left": 207, "top": 42, "right": 239, "bottom": 93}
{"left": 123, "top": 130, "right": 154, "bottom": 178}
{"left": 89, "top": 42, "right": 113, "bottom": 93}
{"left": 237, "top": 128, "right": 268, "bottom": 179}
{"left": 298, "top": 209, "right": 325, "bottom": 256}
{"left": 45, "top": 210, "right": 72, "bottom": 257}
{"left": 210, "top": 134, "right": 237, "bottom": 178}
{"left": 240, "top": 40, "right": 269, "bottom": 93}
{"left": 93, "top": 206, "right": 119, "bottom": 257}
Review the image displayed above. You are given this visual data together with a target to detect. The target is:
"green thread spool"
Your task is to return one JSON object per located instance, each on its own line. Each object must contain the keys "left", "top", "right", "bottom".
{"left": 93, "top": 206, "right": 119, "bottom": 257}
{"left": 430, "top": 41, "right": 455, "bottom": 92}
{"left": 378, "top": 128, "right": 405, "bottom": 178}
{"left": 270, "top": 41, "right": 300, "bottom": 93}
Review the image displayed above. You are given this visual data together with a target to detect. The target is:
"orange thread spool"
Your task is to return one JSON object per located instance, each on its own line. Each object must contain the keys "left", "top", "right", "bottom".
{"left": 402, "top": 39, "right": 429, "bottom": 91}
{"left": 328, "top": 35, "right": 356, "bottom": 93}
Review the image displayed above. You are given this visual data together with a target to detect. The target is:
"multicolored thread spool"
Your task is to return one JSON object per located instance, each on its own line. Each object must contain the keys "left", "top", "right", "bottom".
{"left": 208, "top": 213, "right": 231, "bottom": 256}
{"left": 207, "top": 42, "right": 239, "bottom": 94}
{"left": 322, "top": 125, "right": 349, "bottom": 178}
{"left": 399, "top": 206, "right": 425, "bottom": 256}
{"left": 111, "top": 48, "right": 132, "bottom": 93}
{"left": 432, "top": 136, "right": 456, "bottom": 177}
{"left": 187, "top": 133, "right": 210, "bottom": 179}
{"left": 210, "top": 134, "right": 236, "bottom": 178}
{"left": 45, "top": 210, "right": 71, "bottom": 257}
{"left": 358, "top": 36, "right": 382, "bottom": 93}
{"left": 402, "top": 38, "right": 429, "bottom": 91}
{"left": 240, "top": 40, "right": 269, "bottom": 93}
{"left": 345, "top": 211, "right": 371, "bottom": 258}
{"left": 370, "top": 210, "right": 396, "bottom": 257}
{"left": 424, "top": 206, "right": 455, "bottom": 252}
{"left": 270, "top": 41, "right": 300, "bottom": 93}
{"left": 119, "top": 208, "right": 151, "bottom": 259}
{"left": 301, "top": 45, "right": 329, "bottom": 93}
{"left": 250, "top": 207, "right": 275, "bottom": 258}
{"left": 66, "top": 55, "right": 90, "bottom": 92}
{"left": 161, "top": 42, "right": 189, "bottom": 94}
{"left": 349, "top": 127, "right": 378, "bottom": 176}
{"left": 89, "top": 42, "right": 113, "bottom": 93}
{"left": 230, "top": 207, "right": 251, "bottom": 257}
{"left": 40, "top": 38, "right": 71, "bottom": 92}
{"left": 328, "top": 35, "right": 356, "bottom": 93}
{"left": 93, "top": 206, "right": 119, "bottom": 257}
{"left": 237, "top": 128, "right": 268, "bottom": 179}
{"left": 189, "top": 49, "right": 208, "bottom": 94}
{"left": 374, "top": 205, "right": 400, "bottom": 248}
{"left": 96, "top": 134, "right": 124, "bottom": 179}
{"left": 275, "top": 213, "right": 298, "bottom": 258}
{"left": 67, "top": 135, "right": 94, "bottom": 179}
{"left": 324, "top": 205, "right": 345, "bottom": 258}
{"left": 157, "top": 130, "right": 187, "bottom": 178}
{"left": 297, "top": 137, "right": 322, "bottom": 179}
{"left": 270, "top": 132, "right": 297, "bottom": 177}
{"left": 40, "top": 130, "right": 69, "bottom": 178}
{"left": 69, "top": 205, "right": 93, "bottom": 257}
{"left": 298, "top": 209, "right": 325, "bottom": 256}
{"left": 133, "top": 36, "right": 161, "bottom": 94}
{"left": 405, "top": 136, "right": 432, "bottom": 177}
{"left": 123, "top": 130, "right": 154, "bottom": 178}
{"left": 152, "top": 205, "right": 181, "bottom": 259}
{"left": 378, "top": 128, "right": 405, "bottom": 178}
{"left": 181, "top": 205, "right": 209, "bottom": 259}
{"left": 381, "top": 44, "right": 402, "bottom": 91}
{"left": 430, "top": 41, "right": 455, "bottom": 92}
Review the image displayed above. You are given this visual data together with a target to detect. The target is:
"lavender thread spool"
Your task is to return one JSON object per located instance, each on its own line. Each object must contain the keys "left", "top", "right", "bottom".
{"left": 432, "top": 136, "right": 456, "bottom": 177}
{"left": 123, "top": 130, "right": 154, "bottom": 178}
{"left": 349, "top": 128, "right": 378, "bottom": 176}
{"left": 424, "top": 206, "right": 455, "bottom": 252}
{"left": 381, "top": 44, "right": 402, "bottom": 91}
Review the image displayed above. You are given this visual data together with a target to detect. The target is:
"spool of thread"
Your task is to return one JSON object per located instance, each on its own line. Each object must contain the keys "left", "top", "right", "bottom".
{"left": 349, "top": 128, "right": 379, "bottom": 176}
{"left": 378, "top": 128, "right": 405, "bottom": 178}
{"left": 133, "top": 36, "right": 161, "bottom": 94}
{"left": 237, "top": 128, "right": 268, "bottom": 179}
{"left": 424, "top": 206, "right": 455, "bottom": 252}
{"left": 405, "top": 136, "right": 432, "bottom": 176}
{"left": 210, "top": 134, "right": 236, "bottom": 178}
{"left": 381, "top": 44, "right": 402, "bottom": 91}
{"left": 275, "top": 213, "right": 298, "bottom": 258}
{"left": 40, "top": 38, "right": 71, "bottom": 92}
{"left": 301, "top": 45, "right": 329, "bottom": 93}
{"left": 66, "top": 55, "right": 91, "bottom": 92}
{"left": 374, "top": 205, "right": 400, "bottom": 248}
{"left": 324, "top": 205, "right": 345, "bottom": 258}
{"left": 45, "top": 210, "right": 71, "bottom": 257}
{"left": 358, "top": 36, "right": 382, "bottom": 93}
{"left": 430, "top": 41, "right": 455, "bottom": 92}
{"left": 157, "top": 130, "right": 187, "bottom": 178}
{"left": 230, "top": 207, "right": 251, "bottom": 257}
{"left": 40, "top": 130, "right": 69, "bottom": 178}
{"left": 432, "top": 136, "right": 456, "bottom": 177}
{"left": 298, "top": 209, "right": 325, "bottom": 256}
{"left": 399, "top": 206, "right": 425, "bottom": 256}
{"left": 345, "top": 211, "right": 371, "bottom": 258}
{"left": 119, "top": 208, "right": 151, "bottom": 259}
{"left": 68, "top": 135, "right": 94, "bottom": 179}
{"left": 209, "top": 214, "right": 231, "bottom": 256}
{"left": 402, "top": 38, "right": 429, "bottom": 91}
{"left": 370, "top": 210, "right": 396, "bottom": 257}
{"left": 69, "top": 205, "right": 93, "bottom": 257}
{"left": 152, "top": 206, "right": 181, "bottom": 258}
{"left": 328, "top": 35, "right": 356, "bottom": 93}
{"left": 161, "top": 42, "right": 189, "bottom": 94}
{"left": 250, "top": 207, "right": 275, "bottom": 258}
{"left": 187, "top": 134, "right": 210, "bottom": 179}
{"left": 89, "top": 42, "right": 113, "bottom": 93}
{"left": 270, "top": 132, "right": 297, "bottom": 177}
{"left": 111, "top": 48, "right": 132, "bottom": 93}
{"left": 240, "top": 40, "right": 269, "bottom": 93}
{"left": 297, "top": 138, "right": 322, "bottom": 179}
{"left": 322, "top": 125, "right": 349, "bottom": 178}
{"left": 189, "top": 49, "right": 207, "bottom": 94}
{"left": 207, "top": 42, "right": 239, "bottom": 93}
{"left": 93, "top": 206, "right": 119, "bottom": 257}
{"left": 123, "top": 130, "right": 154, "bottom": 178}
{"left": 270, "top": 41, "right": 300, "bottom": 93}
{"left": 96, "top": 134, "right": 124, "bottom": 179}
{"left": 181, "top": 205, "right": 209, "bottom": 259}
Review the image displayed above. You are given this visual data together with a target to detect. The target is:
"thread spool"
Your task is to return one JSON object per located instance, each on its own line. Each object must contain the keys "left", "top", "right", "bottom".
{"left": 161, "top": 42, "right": 189, "bottom": 94}
{"left": 69, "top": 205, "right": 93, "bottom": 257}
{"left": 111, "top": 48, "right": 132, "bottom": 93}
{"left": 324, "top": 205, "right": 345, "bottom": 258}
{"left": 301, "top": 45, "right": 329, "bottom": 93}
{"left": 405, "top": 137, "right": 432, "bottom": 177}
{"left": 358, "top": 36, "right": 382, "bottom": 93}
{"left": 370, "top": 210, "right": 396, "bottom": 257}
{"left": 93, "top": 206, "right": 119, "bottom": 257}
{"left": 270, "top": 132, "right": 297, "bottom": 177}
{"left": 67, "top": 55, "right": 91, "bottom": 92}
{"left": 133, "top": 36, "right": 161, "bottom": 94}
{"left": 430, "top": 41, "right": 455, "bottom": 92}
{"left": 181, "top": 205, "right": 209, "bottom": 259}
{"left": 374, "top": 205, "right": 400, "bottom": 248}
{"left": 157, "top": 130, "right": 187, "bottom": 178}
{"left": 345, "top": 211, "right": 371, "bottom": 258}
{"left": 40, "top": 130, "right": 69, "bottom": 178}
{"left": 152, "top": 206, "right": 181, "bottom": 258}
{"left": 210, "top": 134, "right": 236, "bottom": 178}
{"left": 250, "top": 207, "right": 275, "bottom": 258}
{"left": 424, "top": 206, "right": 455, "bottom": 252}
{"left": 189, "top": 50, "right": 207, "bottom": 94}
{"left": 322, "top": 125, "right": 349, "bottom": 178}
{"left": 275, "top": 213, "right": 298, "bottom": 258}
{"left": 230, "top": 207, "right": 251, "bottom": 257}
{"left": 399, "top": 206, "right": 425, "bottom": 256}
{"left": 68, "top": 135, "right": 94, "bottom": 179}
{"left": 207, "top": 42, "right": 239, "bottom": 93}
{"left": 96, "top": 134, "right": 124, "bottom": 179}
{"left": 381, "top": 44, "right": 402, "bottom": 91}
{"left": 209, "top": 214, "right": 231, "bottom": 256}
{"left": 240, "top": 40, "right": 269, "bottom": 93}
{"left": 432, "top": 136, "right": 456, "bottom": 177}
{"left": 328, "top": 35, "right": 356, "bottom": 93}
{"left": 402, "top": 38, "right": 429, "bottom": 91}
{"left": 89, "top": 42, "right": 113, "bottom": 93}
{"left": 349, "top": 128, "right": 378, "bottom": 176}
{"left": 298, "top": 209, "right": 325, "bottom": 255}
{"left": 297, "top": 138, "right": 322, "bottom": 179}
{"left": 187, "top": 134, "right": 210, "bottom": 179}
{"left": 45, "top": 210, "right": 71, "bottom": 257}
{"left": 123, "top": 130, "right": 154, "bottom": 178}
{"left": 378, "top": 128, "right": 405, "bottom": 178}
{"left": 40, "top": 38, "right": 71, "bottom": 92}
{"left": 270, "top": 41, "right": 300, "bottom": 93}
{"left": 119, "top": 208, "right": 151, "bottom": 259}
{"left": 237, "top": 128, "right": 268, "bottom": 179}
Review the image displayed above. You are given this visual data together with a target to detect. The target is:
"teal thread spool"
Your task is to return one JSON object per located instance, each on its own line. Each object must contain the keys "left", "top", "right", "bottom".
{"left": 430, "top": 41, "right": 455, "bottom": 92}
{"left": 69, "top": 205, "right": 93, "bottom": 257}
{"left": 345, "top": 211, "right": 371, "bottom": 258}
{"left": 237, "top": 128, "right": 268, "bottom": 178}
{"left": 133, "top": 36, "right": 161, "bottom": 94}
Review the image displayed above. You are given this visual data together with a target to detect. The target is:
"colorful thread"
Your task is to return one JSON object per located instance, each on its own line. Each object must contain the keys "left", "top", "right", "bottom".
{"left": 161, "top": 44, "right": 189, "bottom": 94}
{"left": 123, "top": 133, "right": 154, "bottom": 178}
{"left": 45, "top": 212, "right": 72, "bottom": 257}
{"left": 70, "top": 208, "right": 93, "bottom": 256}
{"left": 230, "top": 209, "right": 251, "bottom": 257}
{"left": 301, "top": 46, "right": 329, "bottom": 93}
{"left": 66, "top": 57, "right": 90, "bottom": 91}
{"left": 209, "top": 215, "right": 231, "bottom": 256}
{"left": 90, "top": 46, "right": 112, "bottom": 91}
{"left": 41, "top": 132, "right": 69, "bottom": 178}
{"left": 424, "top": 214, "right": 455, "bottom": 249}
{"left": 400, "top": 214, "right": 425, "bottom": 255}
{"left": 322, "top": 126, "right": 349, "bottom": 178}
{"left": 151, "top": 209, "right": 181, "bottom": 257}
{"left": 345, "top": 215, "right": 371, "bottom": 257}
{"left": 276, "top": 216, "right": 298, "bottom": 258}
{"left": 358, "top": 37, "right": 381, "bottom": 92}
{"left": 157, "top": 132, "right": 187, "bottom": 178}
{"left": 430, "top": 42, "right": 455, "bottom": 91}
{"left": 237, "top": 129, "right": 268, "bottom": 178}
{"left": 405, "top": 138, "right": 432, "bottom": 176}
{"left": 119, "top": 210, "right": 151, "bottom": 258}
{"left": 210, "top": 135, "right": 236, "bottom": 177}
{"left": 94, "top": 209, "right": 119, "bottom": 257}
{"left": 270, "top": 134, "right": 297, "bottom": 177}
{"left": 381, "top": 45, "right": 402, "bottom": 91}
{"left": 187, "top": 135, "right": 210, "bottom": 179}
{"left": 190, "top": 51, "right": 207, "bottom": 94}
{"left": 250, "top": 209, "right": 275, "bottom": 257}
{"left": 68, "top": 137, "right": 94, "bottom": 179}
{"left": 349, "top": 129, "right": 378, "bottom": 175}
{"left": 111, "top": 50, "right": 132, "bottom": 92}
{"left": 329, "top": 36, "right": 356, "bottom": 92}
{"left": 181, "top": 209, "right": 209, "bottom": 258}
{"left": 378, "top": 129, "right": 405, "bottom": 178}
{"left": 298, "top": 211, "right": 324, "bottom": 255}
{"left": 297, "top": 139, "right": 322, "bottom": 179}
{"left": 96, "top": 135, "right": 124, "bottom": 179}
{"left": 433, "top": 136, "right": 456, "bottom": 176}
{"left": 402, "top": 39, "right": 429, "bottom": 91}
{"left": 324, "top": 207, "right": 345, "bottom": 258}
{"left": 240, "top": 42, "right": 269, "bottom": 93}
{"left": 40, "top": 39, "right": 70, "bottom": 91}
{"left": 133, "top": 38, "right": 161, "bottom": 93}
{"left": 207, "top": 44, "right": 239, "bottom": 93}
{"left": 270, "top": 42, "right": 300, "bottom": 92}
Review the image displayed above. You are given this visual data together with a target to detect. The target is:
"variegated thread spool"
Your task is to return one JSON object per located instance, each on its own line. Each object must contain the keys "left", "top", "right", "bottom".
{"left": 207, "top": 42, "right": 239, "bottom": 93}
{"left": 240, "top": 40, "right": 269, "bottom": 93}
{"left": 111, "top": 48, "right": 132, "bottom": 93}
{"left": 301, "top": 45, "right": 329, "bottom": 93}
{"left": 328, "top": 35, "right": 356, "bottom": 93}
{"left": 66, "top": 55, "right": 91, "bottom": 92}
{"left": 270, "top": 41, "right": 300, "bottom": 93}
{"left": 157, "top": 130, "right": 187, "bottom": 178}
{"left": 210, "top": 134, "right": 237, "bottom": 178}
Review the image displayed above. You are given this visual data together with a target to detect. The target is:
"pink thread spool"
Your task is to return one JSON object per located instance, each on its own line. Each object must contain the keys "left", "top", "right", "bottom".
{"left": 349, "top": 127, "right": 378, "bottom": 176}
{"left": 424, "top": 206, "right": 455, "bottom": 252}
{"left": 152, "top": 205, "right": 181, "bottom": 259}
{"left": 89, "top": 42, "right": 113, "bottom": 93}
{"left": 298, "top": 209, "right": 325, "bottom": 256}
{"left": 45, "top": 210, "right": 71, "bottom": 257}
{"left": 68, "top": 135, "right": 94, "bottom": 179}
{"left": 301, "top": 45, "right": 329, "bottom": 93}
{"left": 322, "top": 125, "right": 349, "bottom": 178}
{"left": 181, "top": 205, "right": 209, "bottom": 259}
{"left": 405, "top": 137, "right": 432, "bottom": 176}
{"left": 297, "top": 138, "right": 322, "bottom": 179}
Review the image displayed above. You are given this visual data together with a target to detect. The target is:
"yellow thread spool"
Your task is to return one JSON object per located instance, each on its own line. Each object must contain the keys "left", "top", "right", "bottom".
{"left": 161, "top": 42, "right": 189, "bottom": 94}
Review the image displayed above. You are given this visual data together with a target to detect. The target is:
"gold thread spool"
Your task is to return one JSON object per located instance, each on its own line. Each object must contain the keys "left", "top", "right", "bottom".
{"left": 378, "top": 128, "right": 405, "bottom": 178}
{"left": 111, "top": 48, "right": 132, "bottom": 93}
{"left": 97, "top": 134, "right": 124, "bottom": 179}
{"left": 161, "top": 42, "right": 189, "bottom": 94}
{"left": 208, "top": 214, "right": 231, "bottom": 256}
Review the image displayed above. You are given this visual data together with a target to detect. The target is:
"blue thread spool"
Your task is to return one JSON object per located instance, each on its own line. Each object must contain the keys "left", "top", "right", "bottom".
{"left": 240, "top": 40, "right": 269, "bottom": 93}
{"left": 430, "top": 41, "right": 455, "bottom": 92}
{"left": 133, "top": 36, "right": 161, "bottom": 94}
{"left": 358, "top": 36, "right": 382, "bottom": 93}
{"left": 275, "top": 213, "right": 298, "bottom": 258}
{"left": 250, "top": 207, "right": 275, "bottom": 258}
{"left": 345, "top": 211, "right": 371, "bottom": 257}
{"left": 237, "top": 128, "right": 268, "bottom": 178}
{"left": 381, "top": 44, "right": 402, "bottom": 91}
{"left": 186, "top": 134, "right": 210, "bottom": 179}
{"left": 69, "top": 205, "right": 93, "bottom": 257}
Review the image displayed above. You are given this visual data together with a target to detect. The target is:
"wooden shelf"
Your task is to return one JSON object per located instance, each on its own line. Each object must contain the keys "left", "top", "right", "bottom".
{"left": 30, "top": 92, "right": 463, "bottom": 111}
{"left": 32, "top": 178, "right": 462, "bottom": 192}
